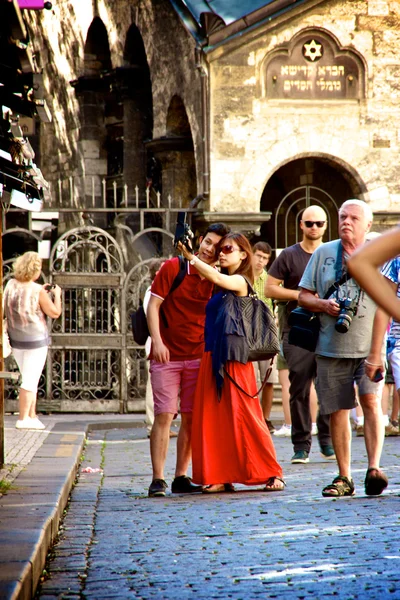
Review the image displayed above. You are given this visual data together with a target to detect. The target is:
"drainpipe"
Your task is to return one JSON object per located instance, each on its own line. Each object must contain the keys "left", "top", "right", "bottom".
{"left": 192, "top": 45, "right": 210, "bottom": 208}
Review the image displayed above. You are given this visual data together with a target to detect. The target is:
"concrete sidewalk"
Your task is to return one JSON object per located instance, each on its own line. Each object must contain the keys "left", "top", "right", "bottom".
{"left": 0, "top": 413, "right": 148, "bottom": 600}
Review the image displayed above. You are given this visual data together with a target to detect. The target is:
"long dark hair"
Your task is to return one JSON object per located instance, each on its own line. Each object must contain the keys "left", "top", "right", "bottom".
{"left": 218, "top": 232, "right": 254, "bottom": 284}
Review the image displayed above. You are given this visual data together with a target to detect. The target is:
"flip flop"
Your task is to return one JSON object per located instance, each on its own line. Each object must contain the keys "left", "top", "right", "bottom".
{"left": 364, "top": 468, "right": 388, "bottom": 496}
{"left": 202, "top": 483, "right": 235, "bottom": 494}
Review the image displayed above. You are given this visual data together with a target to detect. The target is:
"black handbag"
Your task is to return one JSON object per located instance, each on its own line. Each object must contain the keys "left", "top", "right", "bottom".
{"left": 288, "top": 307, "right": 320, "bottom": 352}
{"left": 239, "top": 290, "right": 280, "bottom": 362}
{"left": 222, "top": 280, "right": 280, "bottom": 399}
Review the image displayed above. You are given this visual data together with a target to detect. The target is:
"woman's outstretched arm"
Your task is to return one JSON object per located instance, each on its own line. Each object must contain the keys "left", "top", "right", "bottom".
{"left": 178, "top": 243, "right": 247, "bottom": 295}
{"left": 348, "top": 227, "right": 400, "bottom": 320}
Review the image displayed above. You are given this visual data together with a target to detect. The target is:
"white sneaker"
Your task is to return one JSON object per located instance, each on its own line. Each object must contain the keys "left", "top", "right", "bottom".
{"left": 15, "top": 419, "right": 33, "bottom": 429}
{"left": 274, "top": 424, "right": 292, "bottom": 437}
{"left": 29, "top": 417, "right": 46, "bottom": 430}
{"left": 311, "top": 423, "right": 318, "bottom": 436}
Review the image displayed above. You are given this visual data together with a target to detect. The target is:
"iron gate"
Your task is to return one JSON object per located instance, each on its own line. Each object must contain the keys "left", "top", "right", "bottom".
{"left": 4, "top": 223, "right": 175, "bottom": 413}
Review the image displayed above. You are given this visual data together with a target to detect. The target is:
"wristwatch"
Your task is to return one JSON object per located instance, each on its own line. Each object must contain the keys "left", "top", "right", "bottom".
{"left": 189, "top": 256, "right": 198, "bottom": 265}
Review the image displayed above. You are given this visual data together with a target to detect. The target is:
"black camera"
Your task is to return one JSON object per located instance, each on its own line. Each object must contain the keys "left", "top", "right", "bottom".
{"left": 44, "top": 283, "right": 55, "bottom": 293}
{"left": 173, "top": 211, "right": 194, "bottom": 251}
{"left": 335, "top": 297, "right": 357, "bottom": 334}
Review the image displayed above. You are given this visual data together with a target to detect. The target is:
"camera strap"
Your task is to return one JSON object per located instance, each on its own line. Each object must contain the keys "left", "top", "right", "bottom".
{"left": 329, "top": 241, "right": 361, "bottom": 309}
{"left": 322, "top": 242, "right": 353, "bottom": 300}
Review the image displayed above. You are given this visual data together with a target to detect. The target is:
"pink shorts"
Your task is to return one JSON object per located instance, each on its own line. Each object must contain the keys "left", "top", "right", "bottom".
{"left": 149, "top": 359, "right": 201, "bottom": 417}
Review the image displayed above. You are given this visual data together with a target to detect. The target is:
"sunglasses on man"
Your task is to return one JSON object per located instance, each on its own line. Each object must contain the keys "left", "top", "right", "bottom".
{"left": 302, "top": 220, "right": 326, "bottom": 228}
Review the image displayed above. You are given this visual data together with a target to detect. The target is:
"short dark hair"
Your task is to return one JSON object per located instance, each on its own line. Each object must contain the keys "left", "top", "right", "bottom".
{"left": 252, "top": 241, "right": 272, "bottom": 255}
{"left": 203, "top": 222, "right": 231, "bottom": 238}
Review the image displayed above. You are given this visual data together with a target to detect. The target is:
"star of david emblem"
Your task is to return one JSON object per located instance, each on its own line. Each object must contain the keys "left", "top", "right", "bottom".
{"left": 302, "top": 39, "right": 323, "bottom": 62}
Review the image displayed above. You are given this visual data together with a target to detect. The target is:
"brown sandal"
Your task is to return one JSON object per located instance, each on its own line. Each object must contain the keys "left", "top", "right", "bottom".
{"left": 322, "top": 475, "right": 355, "bottom": 497}
{"left": 263, "top": 477, "right": 286, "bottom": 492}
{"left": 202, "top": 483, "right": 235, "bottom": 494}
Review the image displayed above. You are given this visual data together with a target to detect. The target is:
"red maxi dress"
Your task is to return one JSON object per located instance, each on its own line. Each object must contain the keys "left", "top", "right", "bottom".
{"left": 191, "top": 291, "right": 283, "bottom": 486}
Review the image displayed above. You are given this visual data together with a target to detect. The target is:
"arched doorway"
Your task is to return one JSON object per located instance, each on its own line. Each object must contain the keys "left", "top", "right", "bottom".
{"left": 164, "top": 95, "right": 196, "bottom": 206}
{"left": 122, "top": 24, "right": 153, "bottom": 198}
{"left": 260, "top": 157, "right": 364, "bottom": 251}
{"left": 72, "top": 17, "right": 112, "bottom": 227}
{"left": 145, "top": 95, "right": 196, "bottom": 207}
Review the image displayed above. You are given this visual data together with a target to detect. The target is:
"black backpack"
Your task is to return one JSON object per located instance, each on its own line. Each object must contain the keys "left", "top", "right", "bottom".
{"left": 131, "top": 257, "right": 187, "bottom": 345}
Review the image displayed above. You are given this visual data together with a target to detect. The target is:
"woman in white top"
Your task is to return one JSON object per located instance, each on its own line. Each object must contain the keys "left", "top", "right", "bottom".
{"left": 3, "top": 252, "right": 62, "bottom": 429}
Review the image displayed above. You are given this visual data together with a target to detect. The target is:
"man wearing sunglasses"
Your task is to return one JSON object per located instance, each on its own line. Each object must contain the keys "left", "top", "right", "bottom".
{"left": 146, "top": 222, "right": 230, "bottom": 497}
{"left": 265, "top": 205, "right": 333, "bottom": 465}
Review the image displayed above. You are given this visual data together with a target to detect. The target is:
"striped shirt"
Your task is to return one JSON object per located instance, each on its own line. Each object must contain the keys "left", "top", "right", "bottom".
{"left": 381, "top": 257, "right": 400, "bottom": 352}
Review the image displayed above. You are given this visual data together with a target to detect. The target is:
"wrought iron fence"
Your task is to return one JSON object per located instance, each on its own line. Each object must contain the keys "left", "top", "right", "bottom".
{"left": 3, "top": 191, "right": 197, "bottom": 413}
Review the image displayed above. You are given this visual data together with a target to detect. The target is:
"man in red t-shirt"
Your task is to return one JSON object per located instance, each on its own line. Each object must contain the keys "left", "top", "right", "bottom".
{"left": 147, "top": 223, "right": 230, "bottom": 497}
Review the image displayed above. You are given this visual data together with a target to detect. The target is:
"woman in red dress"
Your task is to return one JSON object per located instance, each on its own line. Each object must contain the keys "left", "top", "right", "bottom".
{"left": 179, "top": 233, "right": 284, "bottom": 493}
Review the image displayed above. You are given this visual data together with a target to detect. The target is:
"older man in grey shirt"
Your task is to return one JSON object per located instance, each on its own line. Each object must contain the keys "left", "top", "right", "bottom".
{"left": 299, "top": 199, "right": 387, "bottom": 498}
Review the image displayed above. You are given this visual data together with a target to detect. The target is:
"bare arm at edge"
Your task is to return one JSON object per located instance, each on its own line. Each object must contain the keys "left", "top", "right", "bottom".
{"left": 348, "top": 228, "right": 400, "bottom": 321}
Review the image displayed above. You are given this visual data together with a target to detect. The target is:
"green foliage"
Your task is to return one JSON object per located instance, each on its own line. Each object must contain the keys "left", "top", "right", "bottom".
{"left": 0, "top": 479, "right": 12, "bottom": 494}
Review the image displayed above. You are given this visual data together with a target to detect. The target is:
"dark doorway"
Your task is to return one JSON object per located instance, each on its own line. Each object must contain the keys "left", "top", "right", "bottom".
{"left": 163, "top": 95, "right": 196, "bottom": 207}
{"left": 260, "top": 157, "right": 364, "bottom": 251}
{"left": 72, "top": 17, "right": 112, "bottom": 228}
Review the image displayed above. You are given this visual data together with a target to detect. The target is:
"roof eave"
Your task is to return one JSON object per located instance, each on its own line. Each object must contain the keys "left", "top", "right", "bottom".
{"left": 169, "top": 0, "right": 207, "bottom": 45}
{"left": 205, "top": 0, "right": 310, "bottom": 52}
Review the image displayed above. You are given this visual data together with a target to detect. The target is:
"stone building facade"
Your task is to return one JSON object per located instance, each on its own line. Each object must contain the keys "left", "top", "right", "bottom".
{"left": 3, "top": 0, "right": 400, "bottom": 413}
{"left": 201, "top": 0, "right": 400, "bottom": 247}
{"left": 22, "top": 0, "right": 203, "bottom": 229}
{"left": 18, "top": 0, "right": 400, "bottom": 249}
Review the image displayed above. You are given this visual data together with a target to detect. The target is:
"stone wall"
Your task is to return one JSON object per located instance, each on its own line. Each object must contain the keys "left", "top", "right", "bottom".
{"left": 25, "top": 0, "right": 203, "bottom": 209}
{"left": 206, "top": 0, "right": 400, "bottom": 216}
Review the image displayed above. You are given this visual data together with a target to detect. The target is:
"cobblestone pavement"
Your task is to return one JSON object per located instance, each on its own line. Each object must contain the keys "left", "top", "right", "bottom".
{"left": 37, "top": 427, "right": 400, "bottom": 600}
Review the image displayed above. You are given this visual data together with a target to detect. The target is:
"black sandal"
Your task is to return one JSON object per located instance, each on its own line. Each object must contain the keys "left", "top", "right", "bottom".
{"left": 364, "top": 468, "right": 388, "bottom": 496}
{"left": 263, "top": 477, "right": 286, "bottom": 492}
{"left": 322, "top": 476, "right": 355, "bottom": 497}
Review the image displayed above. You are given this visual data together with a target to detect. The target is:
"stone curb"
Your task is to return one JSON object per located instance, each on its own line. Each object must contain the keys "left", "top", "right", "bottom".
{"left": 0, "top": 419, "right": 143, "bottom": 600}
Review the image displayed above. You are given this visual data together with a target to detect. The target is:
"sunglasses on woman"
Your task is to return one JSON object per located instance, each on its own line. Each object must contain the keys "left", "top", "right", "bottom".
{"left": 218, "top": 244, "right": 238, "bottom": 255}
